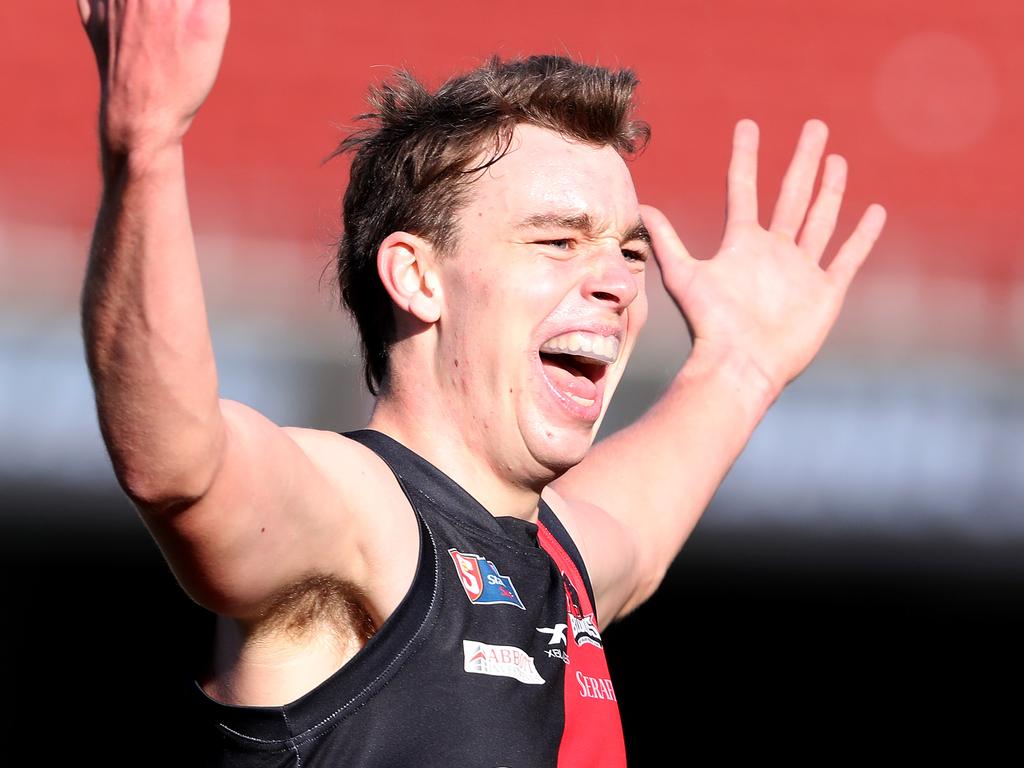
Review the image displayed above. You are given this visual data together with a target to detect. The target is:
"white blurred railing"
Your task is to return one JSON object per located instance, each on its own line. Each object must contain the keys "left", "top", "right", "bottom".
{"left": 2, "top": 224, "right": 1021, "bottom": 540}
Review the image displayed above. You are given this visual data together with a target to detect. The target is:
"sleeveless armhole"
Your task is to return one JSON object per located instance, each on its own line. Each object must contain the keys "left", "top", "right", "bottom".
{"left": 188, "top": 432, "right": 441, "bottom": 750}
{"left": 537, "top": 501, "right": 598, "bottom": 618}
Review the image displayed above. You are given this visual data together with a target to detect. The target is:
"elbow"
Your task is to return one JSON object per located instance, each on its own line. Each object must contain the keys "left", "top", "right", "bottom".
{"left": 117, "top": 462, "right": 216, "bottom": 516}
{"left": 111, "top": 425, "right": 227, "bottom": 516}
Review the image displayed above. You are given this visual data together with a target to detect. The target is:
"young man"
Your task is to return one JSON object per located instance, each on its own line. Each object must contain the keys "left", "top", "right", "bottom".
{"left": 78, "top": 1, "right": 885, "bottom": 765}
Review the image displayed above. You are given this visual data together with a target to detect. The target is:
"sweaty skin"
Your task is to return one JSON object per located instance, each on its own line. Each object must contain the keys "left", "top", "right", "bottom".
{"left": 78, "top": 0, "right": 885, "bottom": 706}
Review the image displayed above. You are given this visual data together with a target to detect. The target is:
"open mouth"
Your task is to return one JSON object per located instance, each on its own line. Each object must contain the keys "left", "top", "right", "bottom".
{"left": 538, "top": 332, "right": 620, "bottom": 409}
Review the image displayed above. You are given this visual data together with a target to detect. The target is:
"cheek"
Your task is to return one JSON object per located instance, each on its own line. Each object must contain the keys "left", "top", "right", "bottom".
{"left": 441, "top": 264, "right": 496, "bottom": 351}
{"left": 446, "top": 259, "right": 494, "bottom": 311}
{"left": 518, "top": 260, "right": 581, "bottom": 313}
{"left": 444, "top": 299, "right": 516, "bottom": 398}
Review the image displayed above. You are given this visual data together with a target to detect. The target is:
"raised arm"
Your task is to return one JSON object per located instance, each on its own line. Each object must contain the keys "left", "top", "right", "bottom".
{"left": 553, "top": 119, "right": 886, "bottom": 622}
{"left": 78, "top": 0, "right": 400, "bottom": 622}
{"left": 80, "top": 0, "right": 230, "bottom": 512}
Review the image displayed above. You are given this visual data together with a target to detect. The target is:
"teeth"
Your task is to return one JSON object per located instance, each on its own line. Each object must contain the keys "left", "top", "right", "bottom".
{"left": 540, "top": 332, "right": 620, "bottom": 364}
{"left": 570, "top": 394, "right": 596, "bottom": 406}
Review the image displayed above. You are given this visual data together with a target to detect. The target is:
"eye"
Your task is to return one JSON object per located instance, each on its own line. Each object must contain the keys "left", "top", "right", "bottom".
{"left": 537, "top": 239, "right": 574, "bottom": 250}
{"left": 622, "top": 248, "right": 648, "bottom": 263}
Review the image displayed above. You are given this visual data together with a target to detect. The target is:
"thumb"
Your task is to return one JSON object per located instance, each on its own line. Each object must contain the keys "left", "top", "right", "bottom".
{"left": 639, "top": 204, "right": 697, "bottom": 294}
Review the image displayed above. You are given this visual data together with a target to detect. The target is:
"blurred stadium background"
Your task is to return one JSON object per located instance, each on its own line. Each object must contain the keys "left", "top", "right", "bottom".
{"left": 3, "top": 0, "right": 1021, "bottom": 758}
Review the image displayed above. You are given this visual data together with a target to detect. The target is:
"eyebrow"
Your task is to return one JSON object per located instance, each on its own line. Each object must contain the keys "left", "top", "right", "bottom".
{"left": 515, "top": 212, "right": 652, "bottom": 246}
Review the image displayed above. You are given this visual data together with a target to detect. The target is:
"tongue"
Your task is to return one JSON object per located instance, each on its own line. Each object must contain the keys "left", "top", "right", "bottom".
{"left": 541, "top": 357, "right": 598, "bottom": 402}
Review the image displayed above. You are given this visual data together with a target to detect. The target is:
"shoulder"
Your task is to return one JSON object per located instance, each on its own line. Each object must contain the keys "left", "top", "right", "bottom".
{"left": 282, "top": 426, "right": 396, "bottom": 492}
{"left": 162, "top": 419, "right": 420, "bottom": 624}
{"left": 283, "top": 426, "right": 422, "bottom": 609}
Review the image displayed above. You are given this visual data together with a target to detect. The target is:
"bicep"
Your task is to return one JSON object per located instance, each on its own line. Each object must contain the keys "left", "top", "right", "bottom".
{"left": 140, "top": 399, "right": 371, "bottom": 619}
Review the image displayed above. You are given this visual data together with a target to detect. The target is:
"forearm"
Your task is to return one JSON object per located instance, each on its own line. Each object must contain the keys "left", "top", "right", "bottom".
{"left": 82, "top": 144, "right": 224, "bottom": 508}
{"left": 555, "top": 344, "right": 777, "bottom": 576}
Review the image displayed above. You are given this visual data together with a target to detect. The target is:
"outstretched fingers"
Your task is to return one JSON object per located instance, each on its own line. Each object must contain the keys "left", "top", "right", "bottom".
{"left": 726, "top": 119, "right": 760, "bottom": 230}
{"left": 827, "top": 204, "right": 887, "bottom": 291}
{"left": 798, "top": 153, "right": 847, "bottom": 261}
{"left": 769, "top": 119, "right": 829, "bottom": 239}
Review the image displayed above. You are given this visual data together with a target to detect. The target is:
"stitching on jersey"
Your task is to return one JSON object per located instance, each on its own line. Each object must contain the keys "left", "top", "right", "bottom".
{"left": 410, "top": 484, "right": 548, "bottom": 561}
{"left": 281, "top": 707, "right": 295, "bottom": 738}
{"left": 281, "top": 709, "right": 302, "bottom": 766}
{"left": 289, "top": 514, "right": 442, "bottom": 746}
{"left": 216, "top": 722, "right": 290, "bottom": 747}
{"left": 353, "top": 431, "right": 546, "bottom": 560}
{"left": 413, "top": 485, "right": 516, "bottom": 551}
{"left": 215, "top": 516, "right": 441, "bottom": 749}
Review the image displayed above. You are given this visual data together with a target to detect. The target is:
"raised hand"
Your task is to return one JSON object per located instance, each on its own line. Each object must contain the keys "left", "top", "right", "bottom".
{"left": 78, "top": 0, "right": 230, "bottom": 157}
{"left": 642, "top": 119, "right": 886, "bottom": 400}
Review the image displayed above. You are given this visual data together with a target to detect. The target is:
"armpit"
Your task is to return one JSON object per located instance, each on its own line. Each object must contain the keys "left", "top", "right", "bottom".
{"left": 250, "top": 573, "right": 377, "bottom": 648}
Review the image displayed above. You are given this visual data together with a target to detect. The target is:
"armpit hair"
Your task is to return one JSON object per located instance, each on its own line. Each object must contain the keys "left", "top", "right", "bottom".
{"left": 250, "top": 573, "right": 377, "bottom": 646}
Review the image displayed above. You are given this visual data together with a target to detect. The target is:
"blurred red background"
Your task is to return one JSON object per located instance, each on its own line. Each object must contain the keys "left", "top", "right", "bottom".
{"left": 3, "top": 0, "right": 1020, "bottom": 282}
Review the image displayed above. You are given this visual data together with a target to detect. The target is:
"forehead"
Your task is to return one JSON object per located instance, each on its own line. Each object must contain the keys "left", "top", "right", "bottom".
{"left": 463, "top": 124, "right": 640, "bottom": 231}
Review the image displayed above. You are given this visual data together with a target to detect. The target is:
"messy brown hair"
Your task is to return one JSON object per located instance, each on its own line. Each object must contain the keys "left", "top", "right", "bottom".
{"left": 331, "top": 55, "right": 649, "bottom": 394}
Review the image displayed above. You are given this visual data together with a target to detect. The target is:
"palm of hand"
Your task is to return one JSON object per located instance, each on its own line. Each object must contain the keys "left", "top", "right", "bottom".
{"left": 643, "top": 120, "right": 886, "bottom": 397}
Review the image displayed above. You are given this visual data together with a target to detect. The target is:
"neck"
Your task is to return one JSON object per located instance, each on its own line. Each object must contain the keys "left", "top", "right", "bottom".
{"left": 368, "top": 394, "right": 543, "bottom": 524}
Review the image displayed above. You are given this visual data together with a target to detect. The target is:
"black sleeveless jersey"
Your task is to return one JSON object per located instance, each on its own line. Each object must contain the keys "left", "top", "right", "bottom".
{"left": 190, "top": 430, "right": 627, "bottom": 767}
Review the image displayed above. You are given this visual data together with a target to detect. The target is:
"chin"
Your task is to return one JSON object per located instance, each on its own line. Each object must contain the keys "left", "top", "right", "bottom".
{"left": 520, "top": 421, "right": 596, "bottom": 484}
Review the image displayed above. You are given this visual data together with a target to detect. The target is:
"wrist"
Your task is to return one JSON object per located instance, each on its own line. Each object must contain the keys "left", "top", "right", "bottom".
{"left": 101, "top": 139, "right": 185, "bottom": 187}
{"left": 675, "top": 342, "right": 781, "bottom": 417}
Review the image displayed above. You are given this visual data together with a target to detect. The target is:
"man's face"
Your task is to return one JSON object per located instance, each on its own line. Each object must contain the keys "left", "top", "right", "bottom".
{"left": 432, "top": 124, "right": 650, "bottom": 486}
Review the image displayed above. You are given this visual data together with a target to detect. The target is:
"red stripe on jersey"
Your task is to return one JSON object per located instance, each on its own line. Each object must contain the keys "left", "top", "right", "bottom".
{"left": 537, "top": 522, "right": 627, "bottom": 768}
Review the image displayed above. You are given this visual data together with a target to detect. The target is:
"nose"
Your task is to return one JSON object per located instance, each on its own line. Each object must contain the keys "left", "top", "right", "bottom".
{"left": 580, "top": 243, "right": 640, "bottom": 309}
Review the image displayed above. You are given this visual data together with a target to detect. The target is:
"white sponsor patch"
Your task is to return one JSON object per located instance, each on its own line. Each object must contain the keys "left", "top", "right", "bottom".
{"left": 463, "top": 640, "right": 546, "bottom": 685}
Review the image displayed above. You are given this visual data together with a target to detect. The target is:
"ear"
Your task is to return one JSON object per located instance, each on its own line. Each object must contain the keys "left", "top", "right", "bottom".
{"left": 377, "top": 232, "right": 442, "bottom": 324}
